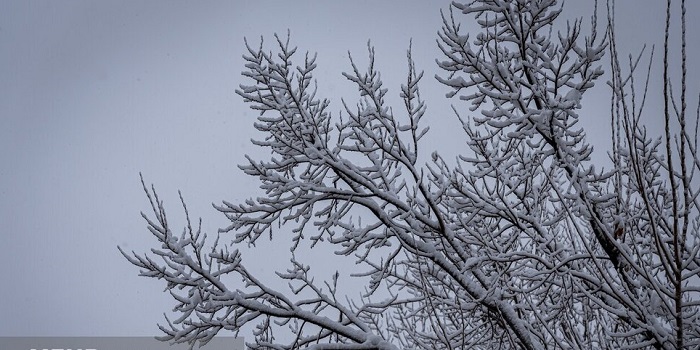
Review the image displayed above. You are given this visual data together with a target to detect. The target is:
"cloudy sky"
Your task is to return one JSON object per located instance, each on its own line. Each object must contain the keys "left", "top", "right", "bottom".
{"left": 1, "top": 0, "right": 695, "bottom": 338}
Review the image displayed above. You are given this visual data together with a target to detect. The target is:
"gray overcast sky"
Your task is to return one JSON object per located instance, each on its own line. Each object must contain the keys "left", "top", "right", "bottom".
{"left": 0, "top": 0, "right": 695, "bottom": 337}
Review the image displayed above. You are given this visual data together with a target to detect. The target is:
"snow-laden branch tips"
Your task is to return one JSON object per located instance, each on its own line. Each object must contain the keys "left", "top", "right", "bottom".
{"left": 122, "top": 1, "right": 700, "bottom": 349}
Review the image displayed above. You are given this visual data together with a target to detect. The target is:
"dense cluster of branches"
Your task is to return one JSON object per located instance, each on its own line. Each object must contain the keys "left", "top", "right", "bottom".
{"left": 121, "top": 1, "right": 700, "bottom": 349}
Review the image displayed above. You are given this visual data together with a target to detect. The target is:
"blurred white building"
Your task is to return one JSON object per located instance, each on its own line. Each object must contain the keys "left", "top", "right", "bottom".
{"left": 0, "top": 337, "right": 246, "bottom": 350}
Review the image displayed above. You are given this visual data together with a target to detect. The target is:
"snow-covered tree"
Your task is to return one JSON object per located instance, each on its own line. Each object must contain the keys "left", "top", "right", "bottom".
{"left": 121, "top": 1, "right": 700, "bottom": 349}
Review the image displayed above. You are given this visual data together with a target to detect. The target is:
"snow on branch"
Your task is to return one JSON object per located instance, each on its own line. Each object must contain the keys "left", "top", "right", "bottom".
{"left": 123, "top": 1, "right": 700, "bottom": 349}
